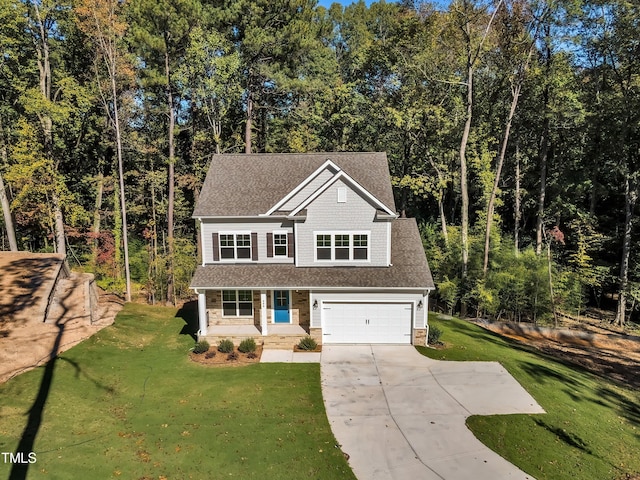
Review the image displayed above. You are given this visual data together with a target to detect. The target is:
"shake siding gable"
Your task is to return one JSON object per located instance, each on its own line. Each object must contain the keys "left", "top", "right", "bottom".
{"left": 296, "top": 179, "right": 390, "bottom": 267}
{"left": 279, "top": 168, "right": 335, "bottom": 211}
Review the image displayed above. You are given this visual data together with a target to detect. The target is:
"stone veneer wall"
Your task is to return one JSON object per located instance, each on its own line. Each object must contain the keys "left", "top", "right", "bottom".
{"left": 309, "top": 327, "right": 323, "bottom": 345}
{"left": 205, "top": 290, "right": 259, "bottom": 326}
{"left": 413, "top": 328, "right": 426, "bottom": 346}
{"left": 291, "top": 290, "right": 310, "bottom": 326}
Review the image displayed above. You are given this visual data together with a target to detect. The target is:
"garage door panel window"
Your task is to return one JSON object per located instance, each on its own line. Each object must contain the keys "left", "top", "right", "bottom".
{"left": 315, "top": 232, "right": 369, "bottom": 261}
{"left": 222, "top": 290, "right": 253, "bottom": 316}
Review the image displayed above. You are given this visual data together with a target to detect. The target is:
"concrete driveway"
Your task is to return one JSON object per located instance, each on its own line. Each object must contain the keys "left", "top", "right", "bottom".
{"left": 321, "top": 345, "right": 545, "bottom": 480}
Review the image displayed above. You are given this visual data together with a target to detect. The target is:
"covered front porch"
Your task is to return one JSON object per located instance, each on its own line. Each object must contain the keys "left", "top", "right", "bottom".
{"left": 195, "top": 288, "right": 317, "bottom": 349}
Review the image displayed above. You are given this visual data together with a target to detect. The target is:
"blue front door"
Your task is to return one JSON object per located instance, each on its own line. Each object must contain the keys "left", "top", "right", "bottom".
{"left": 274, "top": 290, "right": 290, "bottom": 323}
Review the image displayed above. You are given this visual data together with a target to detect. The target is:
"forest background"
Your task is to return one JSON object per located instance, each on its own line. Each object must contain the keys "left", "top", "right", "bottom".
{"left": 0, "top": 0, "right": 638, "bottom": 328}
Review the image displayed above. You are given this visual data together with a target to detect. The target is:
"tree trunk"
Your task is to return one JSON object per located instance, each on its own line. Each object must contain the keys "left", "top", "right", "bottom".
{"left": 52, "top": 195, "right": 66, "bottom": 257}
{"left": 0, "top": 135, "right": 18, "bottom": 251}
{"left": 547, "top": 239, "right": 558, "bottom": 327}
{"left": 514, "top": 141, "right": 521, "bottom": 256}
{"left": 92, "top": 173, "right": 104, "bottom": 266}
{"left": 111, "top": 66, "right": 132, "bottom": 302}
{"left": 536, "top": 120, "right": 549, "bottom": 255}
{"left": 536, "top": 25, "right": 552, "bottom": 256}
{"left": 0, "top": 170, "right": 18, "bottom": 251}
{"left": 483, "top": 83, "right": 521, "bottom": 274}
{"left": 245, "top": 91, "right": 253, "bottom": 154}
{"left": 33, "top": 1, "right": 66, "bottom": 257}
{"left": 165, "top": 48, "right": 175, "bottom": 306}
{"left": 615, "top": 173, "right": 637, "bottom": 326}
{"left": 460, "top": 55, "right": 472, "bottom": 282}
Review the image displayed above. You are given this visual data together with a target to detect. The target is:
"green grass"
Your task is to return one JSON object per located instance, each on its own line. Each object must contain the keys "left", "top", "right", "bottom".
{"left": 0, "top": 303, "right": 355, "bottom": 479}
{"left": 418, "top": 313, "right": 640, "bottom": 480}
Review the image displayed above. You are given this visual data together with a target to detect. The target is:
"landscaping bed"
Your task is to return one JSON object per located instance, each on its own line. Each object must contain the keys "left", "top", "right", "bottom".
{"left": 189, "top": 345, "right": 263, "bottom": 366}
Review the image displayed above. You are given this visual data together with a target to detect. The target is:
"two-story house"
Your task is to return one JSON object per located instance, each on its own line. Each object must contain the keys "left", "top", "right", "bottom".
{"left": 189, "top": 152, "right": 435, "bottom": 348}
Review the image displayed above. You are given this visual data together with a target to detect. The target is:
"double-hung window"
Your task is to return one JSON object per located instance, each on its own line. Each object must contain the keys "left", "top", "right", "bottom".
{"left": 273, "top": 233, "right": 288, "bottom": 257}
{"left": 222, "top": 290, "right": 253, "bottom": 316}
{"left": 315, "top": 232, "right": 369, "bottom": 261}
{"left": 220, "top": 233, "right": 251, "bottom": 260}
{"left": 316, "top": 234, "right": 332, "bottom": 260}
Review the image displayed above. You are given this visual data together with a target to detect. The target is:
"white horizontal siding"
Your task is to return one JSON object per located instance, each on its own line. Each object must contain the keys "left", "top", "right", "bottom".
{"left": 295, "top": 179, "right": 390, "bottom": 267}
{"left": 201, "top": 219, "right": 294, "bottom": 264}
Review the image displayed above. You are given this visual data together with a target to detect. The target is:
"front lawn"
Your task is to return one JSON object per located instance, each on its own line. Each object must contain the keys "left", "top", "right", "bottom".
{"left": 0, "top": 303, "right": 355, "bottom": 479}
{"left": 418, "top": 314, "right": 640, "bottom": 480}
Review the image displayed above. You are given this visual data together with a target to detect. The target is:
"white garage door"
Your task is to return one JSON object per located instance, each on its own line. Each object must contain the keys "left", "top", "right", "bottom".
{"left": 322, "top": 302, "right": 413, "bottom": 344}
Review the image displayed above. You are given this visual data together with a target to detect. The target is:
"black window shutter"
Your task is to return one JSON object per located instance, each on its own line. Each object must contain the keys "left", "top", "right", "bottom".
{"left": 267, "top": 233, "right": 273, "bottom": 258}
{"left": 251, "top": 232, "right": 258, "bottom": 260}
{"left": 212, "top": 233, "right": 219, "bottom": 261}
{"left": 287, "top": 233, "right": 294, "bottom": 258}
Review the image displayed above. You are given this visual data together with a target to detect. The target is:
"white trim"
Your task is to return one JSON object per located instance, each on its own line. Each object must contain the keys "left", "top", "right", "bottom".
{"left": 197, "top": 292, "right": 208, "bottom": 335}
{"left": 290, "top": 171, "right": 396, "bottom": 217}
{"left": 218, "top": 231, "right": 253, "bottom": 262}
{"left": 264, "top": 159, "right": 341, "bottom": 215}
{"left": 294, "top": 224, "right": 299, "bottom": 266}
{"left": 272, "top": 289, "right": 292, "bottom": 324}
{"left": 198, "top": 218, "right": 205, "bottom": 266}
{"left": 314, "top": 231, "right": 371, "bottom": 263}
{"left": 386, "top": 222, "right": 391, "bottom": 266}
{"left": 260, "top": 290, "right": 268, "bottom": 336}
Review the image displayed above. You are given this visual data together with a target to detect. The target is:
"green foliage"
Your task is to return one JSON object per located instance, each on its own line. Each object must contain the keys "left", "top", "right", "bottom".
{"left": 297, "top": 335, "right": 318, "bottom": 351}
{"left": 427, "top": 325, "right": 443, "bottom": 345}
{"left": 192, "top": 340, "right": 210, "bottom": 354}
{"left": 217, "top": 338, "right": 234, "bottom": 353}
{"left": 238, "top": 337, "right": 256, "bottom": 354}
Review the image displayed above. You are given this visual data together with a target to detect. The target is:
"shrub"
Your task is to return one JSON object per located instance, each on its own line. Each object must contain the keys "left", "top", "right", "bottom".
{"left": 226, "top": 351, "right": 239, "bottom": 361}
{"left": 205, "top": 350, "right": 216, "bottom": 359}
{"left": 238, "top": 337, "right": 257, "bottom": 354}
{"left": 246, "top": 352, "right": 258, "bottom": 359}
{"left": 428, "top": 326, "right": 443, "bottom": 345}
{"left": 192, "top": 340, "right": 210, "bottom": 354}
{"left": 297, "top": 335, "right": 317, "bottom": 351}
{"left": 218, "top": 338, "right": 234, "bottom": 353}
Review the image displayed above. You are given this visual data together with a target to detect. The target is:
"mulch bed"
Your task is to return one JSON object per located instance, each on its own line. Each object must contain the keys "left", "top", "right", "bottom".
{"left": 293, "top": 345, "right": 322, "bottom": 353}
{"left": 189, "top": 345, "right": 263, "bottom": 367}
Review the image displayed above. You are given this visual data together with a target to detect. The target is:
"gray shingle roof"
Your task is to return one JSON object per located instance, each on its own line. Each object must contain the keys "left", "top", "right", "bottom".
{"left": 190, "top": 218, "right": 434, "bottom": 290}
{"left": 193, "top": 152, "right": 397, "bottom": 217}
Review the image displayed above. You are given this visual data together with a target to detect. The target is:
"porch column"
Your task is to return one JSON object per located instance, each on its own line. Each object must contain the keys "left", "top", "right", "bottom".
{"left": 198, "top": 291, "right": 208, "bottom": 336}
{"left": 260, "top": 290, "right": 268, "bottom": 336}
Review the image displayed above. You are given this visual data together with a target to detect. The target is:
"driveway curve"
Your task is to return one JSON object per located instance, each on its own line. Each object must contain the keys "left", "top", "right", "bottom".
{"left": 321, "top": 345, "right": 544, "bottom": 480}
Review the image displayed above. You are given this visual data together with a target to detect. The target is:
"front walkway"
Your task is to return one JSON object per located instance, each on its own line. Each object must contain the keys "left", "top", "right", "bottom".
{"left": 263, "top": 345, "right": 545, "bottom": 480}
